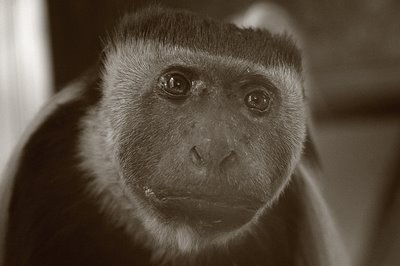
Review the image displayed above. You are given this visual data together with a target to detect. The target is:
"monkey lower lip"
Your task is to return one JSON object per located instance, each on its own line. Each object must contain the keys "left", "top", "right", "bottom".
{"left": 156, "top": 196, "right": 260, "bottom": 233}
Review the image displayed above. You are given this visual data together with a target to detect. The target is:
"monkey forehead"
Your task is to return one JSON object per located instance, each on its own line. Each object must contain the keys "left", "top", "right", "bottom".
{"left": 104, "top": 41, "right": 303, "bottom": 98}
{"left": 109, "top": 6, "right": 302, "bottom": 73}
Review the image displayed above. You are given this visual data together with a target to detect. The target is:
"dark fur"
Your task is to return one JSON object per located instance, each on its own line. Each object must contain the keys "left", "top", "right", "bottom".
{"left": 4, "top": 75, "right": 151, "bottom": 265}
{"left": 3, "top": 7, "right": 343, "bottom": 266}
{"left": 112, "top": 6, "right": 302, "bottom": 73}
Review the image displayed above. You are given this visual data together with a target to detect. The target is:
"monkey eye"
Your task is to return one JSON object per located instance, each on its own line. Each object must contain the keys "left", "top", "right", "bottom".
{"left": 158, "top": 73, "right": 191, "bottom": 99}
{"left": 244, "top": 90, "right": 272, "bottom": 113}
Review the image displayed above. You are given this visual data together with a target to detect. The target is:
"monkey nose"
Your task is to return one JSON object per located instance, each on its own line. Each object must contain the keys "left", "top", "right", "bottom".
{"left": 190, "top": 146, "right": 205, "bottom": 166}
{"left": 189, "top": 145, "right": 237, "bottom": 172}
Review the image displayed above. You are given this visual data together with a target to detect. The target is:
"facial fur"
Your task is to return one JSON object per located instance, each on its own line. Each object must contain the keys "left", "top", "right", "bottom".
{"left": 79, "top": 7, "right": 306, "bottom": 260}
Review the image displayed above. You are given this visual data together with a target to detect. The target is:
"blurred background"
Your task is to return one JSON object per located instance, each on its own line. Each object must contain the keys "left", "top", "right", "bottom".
{"left": 0, "top": 0, "right": 399, "bottom": 265}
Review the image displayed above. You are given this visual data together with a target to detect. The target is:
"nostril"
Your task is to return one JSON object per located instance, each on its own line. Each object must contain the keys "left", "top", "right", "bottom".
{"left": 227, "top": 151, "right": 237, "bottom": 162}
{"left": 219, "top": 151, "right": 237, "bottom": 173}
{"left": 190, "top": 146, "right": 204, "bottom": 166}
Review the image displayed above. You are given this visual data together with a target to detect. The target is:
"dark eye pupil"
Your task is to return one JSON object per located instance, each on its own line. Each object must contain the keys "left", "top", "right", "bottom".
{"left": 160, "top": 73, "right": 190, "bottom": 97}
{"left": 245, "top": 90, "right": 271, "bottom": 111}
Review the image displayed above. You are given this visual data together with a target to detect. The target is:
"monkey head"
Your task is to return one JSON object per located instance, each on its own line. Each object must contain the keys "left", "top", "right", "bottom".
{"left": 83, "top": 7, "right": 306, "bottom": 255}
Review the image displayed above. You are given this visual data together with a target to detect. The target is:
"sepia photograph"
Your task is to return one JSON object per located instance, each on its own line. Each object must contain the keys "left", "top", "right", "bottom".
{"left": 0, "top": 0, "right": 399, "bottom": 265}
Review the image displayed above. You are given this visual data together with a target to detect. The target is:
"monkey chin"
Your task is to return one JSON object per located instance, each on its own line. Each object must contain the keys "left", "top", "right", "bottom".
{"left": 136, "top": 198, "right": 262, "bottom": 262}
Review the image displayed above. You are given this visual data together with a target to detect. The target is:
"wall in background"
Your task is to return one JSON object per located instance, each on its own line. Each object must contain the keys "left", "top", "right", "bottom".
{"left": 0, "top": 0, "right": 53, "bottom": 174}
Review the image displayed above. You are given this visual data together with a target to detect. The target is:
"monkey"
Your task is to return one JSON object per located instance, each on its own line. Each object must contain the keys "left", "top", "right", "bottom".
{"left": 0, "top": 6, "right": 348, "bottom": 266}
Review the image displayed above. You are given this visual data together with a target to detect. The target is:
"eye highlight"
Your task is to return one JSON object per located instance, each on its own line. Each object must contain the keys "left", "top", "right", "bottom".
{"left": 244, "top": 90, "right": 272, "bottom": 113}
{"left": 158, "top": 72, "right": 191, "bottom": 99}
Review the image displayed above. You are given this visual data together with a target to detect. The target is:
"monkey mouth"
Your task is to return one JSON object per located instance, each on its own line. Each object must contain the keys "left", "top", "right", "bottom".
{"left": 147, "top": 190, "right": 263, "bottom": 235}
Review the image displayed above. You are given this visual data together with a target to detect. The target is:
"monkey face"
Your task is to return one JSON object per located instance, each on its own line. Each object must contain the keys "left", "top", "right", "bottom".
{"left": 101, "top": 41, "right": 306, "bottom": 244}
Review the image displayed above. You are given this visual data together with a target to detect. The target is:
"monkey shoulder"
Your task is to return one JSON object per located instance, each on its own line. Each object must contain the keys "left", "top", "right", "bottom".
{"left": 2, "top": 76, "right": 153, "bottom": 265}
